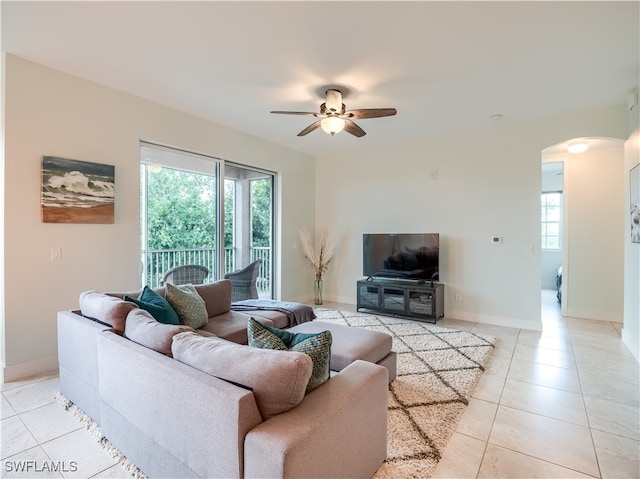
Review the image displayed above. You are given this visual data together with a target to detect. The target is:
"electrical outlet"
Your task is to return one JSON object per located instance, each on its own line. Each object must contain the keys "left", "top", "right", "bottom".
{"left": 454, "top": 292, "right": 462, "bottom": 302}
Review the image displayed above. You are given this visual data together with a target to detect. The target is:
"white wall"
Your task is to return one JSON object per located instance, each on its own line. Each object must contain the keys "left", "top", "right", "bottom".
{"left": 623, "top": 95, "right": 640, "bottom": 362}
{"left": 563, "top": 145, "right": 625, "bottom": 322}
{"left": 2, "top": 55, "right": 315, "bottom": 380}
{"left": 3, "top": 53, "right": 637, "bottom": 379}
{"left": 315, "top": 106, "right": 629, "bottom": 331}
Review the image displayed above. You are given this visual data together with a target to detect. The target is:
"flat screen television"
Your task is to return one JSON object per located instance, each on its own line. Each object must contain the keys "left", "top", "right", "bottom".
{"left": 363, "top": 233, "right": 439, "bottom": 282}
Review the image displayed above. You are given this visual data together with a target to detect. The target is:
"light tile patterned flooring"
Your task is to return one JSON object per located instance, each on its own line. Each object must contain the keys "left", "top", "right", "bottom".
{"left": 1, "top": 290, "right": 638, "bottom": 478}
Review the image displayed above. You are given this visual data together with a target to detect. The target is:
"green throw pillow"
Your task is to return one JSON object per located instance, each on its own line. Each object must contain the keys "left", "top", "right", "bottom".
{"left": 125, "top": 286, "right": 180, "bottom": 325}
{"left": 165, "top": 283, "right": 209, "bottom": 330}
{"left": 247, "top": 317, "right": 332, "bottom": 393}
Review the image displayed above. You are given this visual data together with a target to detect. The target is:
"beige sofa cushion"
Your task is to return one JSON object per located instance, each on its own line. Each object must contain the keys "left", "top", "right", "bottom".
{"left": 172, "top": 332, "right": 313, "bottom": 419}
{"left": 79, "top": 290, "right": 138, "bottom": 334}
{"left": 197, "top": 311, "right": 274, "bottom": 344}
{"left": 124, "top": 309, "right": 193, "bottom": 356}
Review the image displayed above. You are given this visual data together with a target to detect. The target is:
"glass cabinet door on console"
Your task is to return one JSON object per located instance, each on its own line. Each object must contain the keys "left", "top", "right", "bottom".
{"left": 407, "top": 289, "right": 434, "bottom": 316}
{"left": 357, "top": 282, "right": 381, "bottom": 310}
{"left": 381, "top": 286, "right": 406, "bottom": 315}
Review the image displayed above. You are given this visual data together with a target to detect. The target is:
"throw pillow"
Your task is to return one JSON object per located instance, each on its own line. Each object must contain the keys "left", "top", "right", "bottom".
{"left": 172, "top": 331, "right": 313, "bottom": 419}
{"left": 124, "top": 286, "right": 180, "bottom": 325}
{"left": 247, "top": 317, "right": 332, "bottom": 393}
{"left": 165, "top": 283, "right": 208, "bottom": 329}
{"left": 124, "top": 309, "right": 193, "bottom": 356}
{"left": 194, "top": 280, "right": 232, "bottom": 317}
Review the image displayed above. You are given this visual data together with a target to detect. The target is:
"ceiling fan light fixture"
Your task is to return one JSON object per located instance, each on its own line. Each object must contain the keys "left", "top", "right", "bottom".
{"left": 568, "top": 141, "right": 589, "bottom": 154}
{"left": 271, "top": 86, "right": 396, "bottom": 138}
{"left": 324, "top": 89, "right": 343, "bottom": 112}
{"left": 321, "top": 116, "right": 346, "bottom": 135}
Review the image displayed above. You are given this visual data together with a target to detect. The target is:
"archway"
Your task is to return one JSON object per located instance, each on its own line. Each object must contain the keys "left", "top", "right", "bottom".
{"left": 541, "top": 137, "right": 626, "bottom": 322}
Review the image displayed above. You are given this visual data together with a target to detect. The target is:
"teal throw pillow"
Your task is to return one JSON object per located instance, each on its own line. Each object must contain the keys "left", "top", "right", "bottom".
{"left": 247, "top": 317, "right": 332, "bottom": 393}
{"left": 125, "top": 286, "right": 180, "bottom": 325}
{"left": 165, "top": 283, "right": 209, "bottom": 330}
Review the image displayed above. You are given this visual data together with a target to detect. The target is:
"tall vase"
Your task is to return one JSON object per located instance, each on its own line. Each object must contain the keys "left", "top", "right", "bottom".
{"left": 314, "top": 276, "right": 323, "bottom": 305}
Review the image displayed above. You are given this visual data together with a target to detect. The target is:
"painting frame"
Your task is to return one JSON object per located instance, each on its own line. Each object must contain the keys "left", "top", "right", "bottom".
{"left": 631, "top": 163, "right": 640, "bottom": 243}
{"left": 41, "top": 156, "right": 115, "bottom": 224}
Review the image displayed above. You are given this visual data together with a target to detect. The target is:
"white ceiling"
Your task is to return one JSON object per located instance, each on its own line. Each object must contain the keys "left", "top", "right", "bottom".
{"left": 2, "top": 1, "right": 638, "bottom": 157}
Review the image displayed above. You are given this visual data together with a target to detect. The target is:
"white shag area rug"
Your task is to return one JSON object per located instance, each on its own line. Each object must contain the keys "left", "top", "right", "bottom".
{"left": 56, "top": 309, "right": 495, "bottom": 479}
{"left": 54, "top": 393, "right": 148, "bottom": 479}
{"left": 314, "top": 309, "right": 496, "bottom": 479}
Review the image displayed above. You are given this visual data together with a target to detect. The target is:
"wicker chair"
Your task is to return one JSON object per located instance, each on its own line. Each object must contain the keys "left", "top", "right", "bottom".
{"left": 224, "top": 259, "right": 262, "bottom": 302}
{"left": 160, "top": 265, "right": 209, "bottom": 286}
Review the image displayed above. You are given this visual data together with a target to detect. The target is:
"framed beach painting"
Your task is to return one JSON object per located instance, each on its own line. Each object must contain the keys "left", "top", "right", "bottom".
{"left": 41, "top": 156, "right": 115, "bottom": 224}
{"left": 631, "top": 163, "right": 640, "bottom": 243}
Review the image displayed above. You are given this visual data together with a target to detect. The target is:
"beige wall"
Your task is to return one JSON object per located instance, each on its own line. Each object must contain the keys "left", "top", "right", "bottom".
{"left": 314, "top": 106, "right": 629, "bottom": 331}
{"left": 2, "top": 55, "right": 315, "bottom": 380}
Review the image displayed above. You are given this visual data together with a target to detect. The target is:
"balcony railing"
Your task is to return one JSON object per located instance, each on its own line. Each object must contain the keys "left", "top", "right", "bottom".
{"left": 141, "top": 247, "right": 271, "bottom": 296}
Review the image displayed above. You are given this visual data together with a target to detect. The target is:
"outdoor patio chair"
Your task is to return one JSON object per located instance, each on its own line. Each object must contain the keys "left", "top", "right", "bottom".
{"left": 160, "top": 264, "right": 209, "bottom": 286}
{"left": 224, "top": 259, "right": 262, "bottom": 302}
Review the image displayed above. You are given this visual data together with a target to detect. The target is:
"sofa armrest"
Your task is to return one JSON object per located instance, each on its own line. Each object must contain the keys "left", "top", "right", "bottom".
{"left": 57, "top": 310, "right": 112, "bottom": 424}
{"left": 244, "top": 360, "right": 388, "bottom": 479}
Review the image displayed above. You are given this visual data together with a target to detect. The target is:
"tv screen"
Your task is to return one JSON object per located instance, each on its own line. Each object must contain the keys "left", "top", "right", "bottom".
{"left": 363, "top": 233, "right": 439, "bottom": 282}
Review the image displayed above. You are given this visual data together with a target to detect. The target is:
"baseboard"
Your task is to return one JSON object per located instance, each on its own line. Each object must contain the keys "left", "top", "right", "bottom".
{"left": 446, "top": 309, "right": 543, "bottom": 331}
{"left": 564, "top": 308, "right": 623, "bottom": 323}
{"left": 327, "top": 294, "right": 353, "bottom": 305}
{"left": 321, "top": 297, "right": 542, "bottom": 332}
{"left": 3, "top": 355, "right": 59, "bottom": 383}
{"left": 622, "top": 328, "right": 640, "bottom": 364}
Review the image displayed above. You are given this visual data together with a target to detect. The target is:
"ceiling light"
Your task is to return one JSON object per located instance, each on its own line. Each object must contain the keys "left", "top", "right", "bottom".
{"left": 321, "top": 116, "right": 346, "bottom": 136}
{"left": 567, "top": 141, "right": 588, "bottom": 154}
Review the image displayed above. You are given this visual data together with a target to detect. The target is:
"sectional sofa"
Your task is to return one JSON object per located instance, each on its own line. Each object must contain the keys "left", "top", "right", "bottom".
{"left": 57, "top": 279, "right": 388, "bottom": 478}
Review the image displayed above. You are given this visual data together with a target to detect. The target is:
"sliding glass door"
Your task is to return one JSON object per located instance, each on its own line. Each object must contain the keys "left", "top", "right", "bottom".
{"left": 140, "top": 142, "right": 275, "bottom": 298}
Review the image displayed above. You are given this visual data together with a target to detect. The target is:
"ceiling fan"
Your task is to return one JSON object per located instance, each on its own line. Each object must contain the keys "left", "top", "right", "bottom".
{"left": 271, "top": 88, "right": 397, "bottom": 137}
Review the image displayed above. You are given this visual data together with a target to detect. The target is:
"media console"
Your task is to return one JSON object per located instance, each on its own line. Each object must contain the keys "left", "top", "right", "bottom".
{"left": 356, "top": 279, "right": 444, "bottom": 323}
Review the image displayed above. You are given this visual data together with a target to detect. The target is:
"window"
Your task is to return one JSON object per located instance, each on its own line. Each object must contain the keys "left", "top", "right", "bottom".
{"left": 541, "top": 191, "right": 562, "bottom": 250}
{"left": 140, "top": 142, "right": 275, "bottom": 298}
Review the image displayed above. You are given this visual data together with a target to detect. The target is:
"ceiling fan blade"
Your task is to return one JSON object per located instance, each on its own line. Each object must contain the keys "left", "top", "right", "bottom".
{"left": 271, "top": 111, "right": 318, "bottom": 116}
{"left": 297, "top": 121, "right": 322, "bottom": 137}
{"left": 344, "top": 120, "right": 366, "bottom": 137}
{"left": 345, "top": 108, "right": 397, "bottom": 119}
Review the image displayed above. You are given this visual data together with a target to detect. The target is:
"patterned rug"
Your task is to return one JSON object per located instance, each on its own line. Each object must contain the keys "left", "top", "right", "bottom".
{"left": 314, "top": 308, "right": 496, "bottom": 479}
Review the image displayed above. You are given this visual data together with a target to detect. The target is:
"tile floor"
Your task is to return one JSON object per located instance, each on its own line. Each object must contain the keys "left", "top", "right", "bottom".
{"left": 1, "top": 290, "right": 638, "bottom": 478}
{"left": 432, "top": 290, "right": 639, "bottom": 479}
